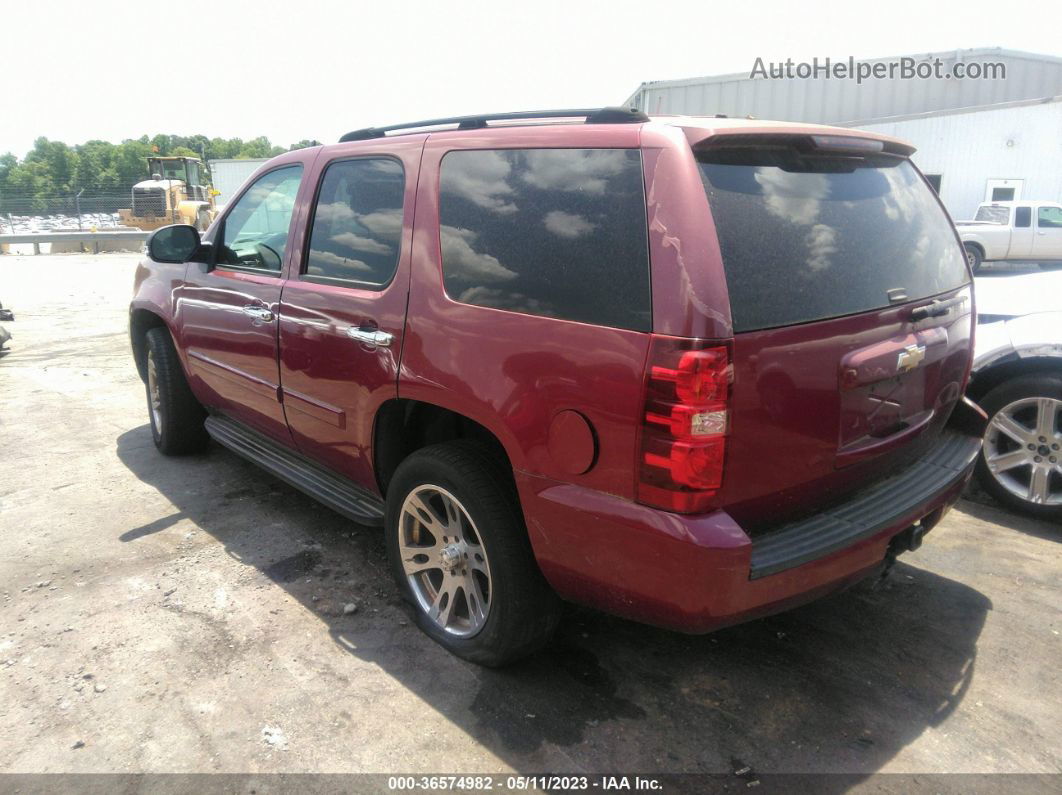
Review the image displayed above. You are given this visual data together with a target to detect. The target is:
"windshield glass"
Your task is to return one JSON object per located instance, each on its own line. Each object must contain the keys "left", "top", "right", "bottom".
{"left": 698, "top": 147, "right": 969, "bottom": 333}
{"left": 149, "top": 159, "right": 189, "bottom": 182}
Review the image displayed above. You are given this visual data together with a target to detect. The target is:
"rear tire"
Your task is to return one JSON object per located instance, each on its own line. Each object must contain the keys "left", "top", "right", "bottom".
{"left": 975, "top": 373, "right": 1062, "bottom": 521}
{"left": 144, "top": 326, "right": 209, "bottom": 455}
{"left": 964, "top": 244, "right": 983, "bottom": 274}
{"left": 385, "top": 441, "right": 561, "bottom": 666}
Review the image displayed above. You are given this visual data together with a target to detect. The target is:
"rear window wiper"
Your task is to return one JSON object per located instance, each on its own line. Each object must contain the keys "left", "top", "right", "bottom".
{"left": 910, "top": 295, "right": 967, "bottom": 321}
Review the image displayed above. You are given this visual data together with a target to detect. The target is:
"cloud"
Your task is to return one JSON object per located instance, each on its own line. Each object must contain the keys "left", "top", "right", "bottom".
{"left": 355, "top": 209, "right": 403, "bottom": 241}
{"left": 307, "top": 249, "right": 373, "bottom": 275}
{"left": 330, "top": 231, "right": 392, "bottom": 256}
{"left": 313, "top": 201, "right": 357, "bottom": 225}
{"left": 804, "top": 223, "right": 837, "bottom": 272}
{"left": 457, "top": 286, "right": 554, "bottom": 316}
{"left": 442, "top": 151, "right": 517, "bottom": 214}
{"left": 521, "top": 150, "right": 627, "bottom": 195}
{"left": 440, "top": 225, "right": 517, "bottom": 283}
{"left": 754, "top": 169, "right": 828, "bottom": 226}
{"left": 543, "top": 210, "right": 595, "bottom": 239}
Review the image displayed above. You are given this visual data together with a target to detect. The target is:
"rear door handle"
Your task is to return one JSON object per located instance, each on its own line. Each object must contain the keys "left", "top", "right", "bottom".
{"left": 346, "top": 326, "right": 393, "bottom": 347}
{"left": 242, "top": 305, "right": 274, "bottom": 322}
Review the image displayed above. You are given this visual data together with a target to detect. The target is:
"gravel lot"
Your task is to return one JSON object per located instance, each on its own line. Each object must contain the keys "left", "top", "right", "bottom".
{"left": 0, "top": 254, "right": 1059, "bottom": 788}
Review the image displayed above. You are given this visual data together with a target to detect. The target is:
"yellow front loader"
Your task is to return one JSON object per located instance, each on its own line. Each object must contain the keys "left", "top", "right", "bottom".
{"left": 119, "top": 156, "right": 218, "bottom": 231}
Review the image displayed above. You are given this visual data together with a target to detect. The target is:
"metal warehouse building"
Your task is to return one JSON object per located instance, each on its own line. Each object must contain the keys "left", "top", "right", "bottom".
{"left": 624, "top": 48, "right": 1062, "bottom": 220}
{"left": 208, "top": 158, "right": 269, "bottom": 207}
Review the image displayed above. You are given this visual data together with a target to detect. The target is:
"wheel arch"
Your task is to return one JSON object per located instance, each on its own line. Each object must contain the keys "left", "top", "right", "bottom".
{"left": 129, "top": 308, "right": 170, "bottom": 382}
{"left": 373, "top": 398, "right": 515, "bottom": 499}
{"left": 968, "top": 356, "right": 1062, "bottom": 404}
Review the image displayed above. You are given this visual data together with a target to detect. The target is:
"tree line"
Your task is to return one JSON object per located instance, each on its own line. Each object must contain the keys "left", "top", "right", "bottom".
{"left": 0, "top": 134, "right": 321, "bottom": 214}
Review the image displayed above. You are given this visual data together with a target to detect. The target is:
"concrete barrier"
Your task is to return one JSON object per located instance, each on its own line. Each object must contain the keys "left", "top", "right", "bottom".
{"left": 0, "top": 231, "right": 148, "bottom": 255}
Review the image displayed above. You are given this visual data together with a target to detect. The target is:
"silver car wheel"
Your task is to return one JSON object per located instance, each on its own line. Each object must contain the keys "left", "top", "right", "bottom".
{"left": 983, "top": 396, "right": 1062, "bottom": 506}
{"left": 147, "top": 350, "right": 162, "bottom": 431}
{"left": 398, "top": 484, "right": 492, "bottom": 637}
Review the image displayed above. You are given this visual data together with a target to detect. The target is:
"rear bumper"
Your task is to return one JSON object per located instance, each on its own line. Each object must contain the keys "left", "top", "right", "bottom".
{"left": 517, "top": 399, "right": 985, "bottom": 633}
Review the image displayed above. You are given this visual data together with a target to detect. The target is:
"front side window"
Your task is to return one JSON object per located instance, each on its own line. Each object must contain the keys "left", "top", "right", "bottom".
{"left": 1037, "top": 206, "right": 1062, "bottom": 229}
{"left": 304, "top": 158, "right": 405, "bottom": 286}
{"left": 218, "top": 165, "right": 303, "bottom": 271}
{"left": 438, "top": 148, "right": 651, "bottom": 331}
{"left": 699, "top": 146, "right": 968, "bottom": 333}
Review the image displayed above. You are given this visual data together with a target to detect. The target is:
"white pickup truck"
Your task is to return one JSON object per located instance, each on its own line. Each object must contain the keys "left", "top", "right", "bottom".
{"left": 956, "top": 201, "right": 1062, "bottom": 273}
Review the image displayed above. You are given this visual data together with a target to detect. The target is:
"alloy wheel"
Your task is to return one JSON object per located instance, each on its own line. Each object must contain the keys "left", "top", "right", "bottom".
{"left": 983, "top": 396, "right": 1062, "bottom": 506}
{"left": 147, "top": 350, "right": 162, "bottom": 431}
{"left": 398, "top": 485, "right": 492, "bottom": 637}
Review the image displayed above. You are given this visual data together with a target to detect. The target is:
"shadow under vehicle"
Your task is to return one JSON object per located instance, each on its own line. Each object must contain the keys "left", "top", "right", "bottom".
{"left": 116, "top": 424, "right": 991, "bottom": 784}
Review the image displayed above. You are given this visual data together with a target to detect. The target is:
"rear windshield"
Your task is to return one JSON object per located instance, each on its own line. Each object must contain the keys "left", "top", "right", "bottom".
{"left": 698, "top": 147, "right": 968, "bottom": 333}
{"left": 974, "top": 205, "right": 1010, "bottom": 224}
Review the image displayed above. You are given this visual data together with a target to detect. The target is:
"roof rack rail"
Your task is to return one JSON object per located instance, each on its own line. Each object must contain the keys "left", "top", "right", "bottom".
{"left": 339, "top": 106, "right": 649, "bottom": 143}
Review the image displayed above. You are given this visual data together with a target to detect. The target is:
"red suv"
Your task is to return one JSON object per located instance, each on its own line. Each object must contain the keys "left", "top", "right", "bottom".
{"left": 130, "top": 108, "right": 985, "bottom": 665}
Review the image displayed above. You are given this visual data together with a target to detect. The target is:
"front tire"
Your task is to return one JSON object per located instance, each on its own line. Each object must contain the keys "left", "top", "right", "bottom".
{"left": 975, "top": 373, "right": 1062, "bottom": 520}
{"left": 144, "top": 327, "right": 209, "bottom": 455}
{"left": 964, "top": 244, "right": 984, "bottom": 274}
{"left": 385, "top": 442, "right": 561, "bottom": 666}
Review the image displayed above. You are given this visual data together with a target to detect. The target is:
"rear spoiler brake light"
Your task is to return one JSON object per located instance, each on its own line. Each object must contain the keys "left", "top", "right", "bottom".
{"left": 693, "top": 132, "right": 915, "bottom": 158}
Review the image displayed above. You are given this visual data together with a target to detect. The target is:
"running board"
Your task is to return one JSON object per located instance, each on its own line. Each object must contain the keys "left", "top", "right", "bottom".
{"left": 204, "top": 415, "right": 385, "bottom": 527}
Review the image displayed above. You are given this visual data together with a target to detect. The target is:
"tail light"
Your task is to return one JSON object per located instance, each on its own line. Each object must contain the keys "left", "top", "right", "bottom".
{"left": 637, "top": 335, "right": 732, "bottom": 513}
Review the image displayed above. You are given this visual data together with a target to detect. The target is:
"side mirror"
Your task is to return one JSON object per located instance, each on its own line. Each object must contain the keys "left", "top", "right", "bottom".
{"left": 148, "top": 224, "right": 201, "bottom": 263}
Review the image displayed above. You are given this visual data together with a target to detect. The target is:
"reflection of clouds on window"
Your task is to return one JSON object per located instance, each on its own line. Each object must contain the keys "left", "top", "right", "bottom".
{"left": 543, "top": 210, "right": 595, "bottom": 239}
{"left": 457, "top": 286, "right": 555, "bottom": 317}
{"left": 699, "top": 152, "right": 967, "bottom": 332}
{"left": 438, "top": 148, "right": 651, "bottom": 331}
{"left": 521, "top": 149, "right": 625, "bottom": 194}
{"left": 304, "top": 158, "right": 404, "bottom": 284}
{"left": 440, "top": 150, "right": 517, "bottom": 214}
{"left": 440, "top": 225, "right": 517, "bottom": 283}
{"left": 307, "top": 249, "right": 373, "bottom": 275}
{"left": 330, "top": 231, "right": 392, "bottom": 256}
{"left": 881, "top": 167, "right": 919, "bottom": 223}
{"left": 314, "top": 201, "right": 356, "bottom": 225}
{"left": 805, "top": 223, "right": 837, "bottom": 272}
{"left": 356, "top": 209, "right": 403, "bottom": 242}
{"left": 754, "top": 168, "right": 828, "bottom": 226}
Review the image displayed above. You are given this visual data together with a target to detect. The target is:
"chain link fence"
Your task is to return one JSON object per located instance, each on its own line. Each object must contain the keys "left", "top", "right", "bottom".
{"left": 0, "top": 192, "right": 135, "bottom": 234}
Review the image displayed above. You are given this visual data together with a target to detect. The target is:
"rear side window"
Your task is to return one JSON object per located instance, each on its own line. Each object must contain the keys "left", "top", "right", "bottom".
{"left": 438, "top": 148, "right": 650, "bottom": 331}
{"left": 974, "top": 205, "right": 1009, "bottom": 224}
{"left": 304, "top": 158, "right": 405, "bottom": 286}
{"left": 698, "top": 148, "right": 968, "bottom": 333}
{"left": 1015, "top": 206, "right": 1032, "bottom": 227}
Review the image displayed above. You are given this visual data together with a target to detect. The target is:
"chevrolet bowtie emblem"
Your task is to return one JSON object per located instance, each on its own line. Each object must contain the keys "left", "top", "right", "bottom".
{"left": 897, "top": 343, "right": 926, "bottom": 373}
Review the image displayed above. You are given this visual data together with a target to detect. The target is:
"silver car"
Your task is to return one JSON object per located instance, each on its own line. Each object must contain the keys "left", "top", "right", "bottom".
{"left": 969, "top": 269, "right": 1062, "bottom": 519}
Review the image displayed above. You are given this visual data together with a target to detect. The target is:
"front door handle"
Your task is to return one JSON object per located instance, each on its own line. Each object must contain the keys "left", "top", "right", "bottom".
{"left": 346, "top": 326, "right": 393, "bottom": 347}
{"left": 242, "top": 305, "right": 274, "bottom": 322}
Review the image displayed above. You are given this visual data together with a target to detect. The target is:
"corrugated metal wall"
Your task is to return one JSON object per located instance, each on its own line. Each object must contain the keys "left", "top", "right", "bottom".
{"left": 855, "top": 99, "right": 1062, "bottom": 220}
{"left": 209, "top": 159, "right": 269, "bottom": 207}
{"left": 625, "top": 49, "right": 1062, "bottom": 124}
